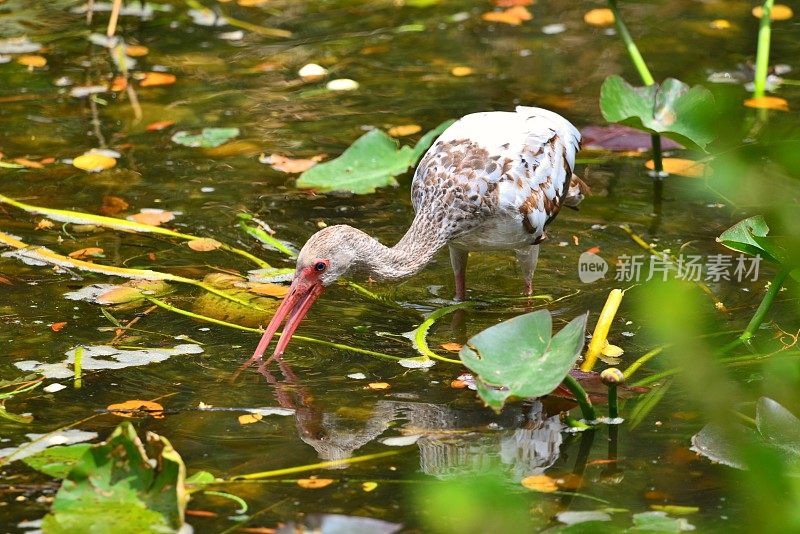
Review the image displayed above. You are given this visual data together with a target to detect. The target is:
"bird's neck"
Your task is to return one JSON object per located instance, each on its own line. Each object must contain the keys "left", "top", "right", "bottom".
{"left": 357, "top": 215, "right": 449, "bottom": 281}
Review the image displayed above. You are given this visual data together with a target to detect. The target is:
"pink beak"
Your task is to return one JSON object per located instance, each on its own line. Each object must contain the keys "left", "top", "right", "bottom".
{"left": 249, "top": 273, "right": 325, "bottom": 363}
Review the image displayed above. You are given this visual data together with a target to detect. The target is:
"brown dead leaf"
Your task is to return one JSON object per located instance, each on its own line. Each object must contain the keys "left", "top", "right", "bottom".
{"left": 645, "top": 158, "right": 710, "bottom": 178}
{"left": 146, "top": 120, "right": 176, "bottom": 132}
{"left": 51, "top": 322, "right": 67, "bottom": 332}
{"left": 440, "top": 342, "right": 463, "bottom": 352}
{"left": 248, "top": 283, "right": 290, "bottom": 298}
{"left": 108, "top": 400, "right": 165, "bottom": 418}
{"left": 521, "top": 474, "right": 558, "bottom": 492}
{"left": 68, "top": 247, "right": 104, "bottom": 259}
{"left": 744, "top": 96, "right": 789, "bottom": 111}
{"left": 17, "top": 55, "right": 47, "bottom": 68}
{"left": 129, "top": 210, "right": 175, "bottom": 226}
{"left": 264, "top": 153, "right": 325, "bottom": 173}
{"left": 368, "top": 382, "right": 391, "bottom": 390}
{"left": 388, "top": 124, "right": 422, "bottom": 137}
{"left": 13, "top": 158, "right": 44, "bottom": 169}
{"left": 100, "top": 195, "right": 129, "bottom": 216}
{"left": 238, "top": 413, "right": 263, "bottom": 424}
{"left": 187, "top": 238, "right": 223, "bottom": 252}
{"left": 584, "top": 8, "right": 615, "bottom": 26}
{"left": 297, "top": 478, "right": 335, "bottom": 489}
{"left": 481, "top": 6, "right": 532, "bottom": 25}
{"left": 125, "top": 45, "right": 149, "bottom": 57}
{"left": 35, "top": 219, "right": 54, "bottom": 230}
{"left": 139, "top": 72, "right": 177, "bottom": 87}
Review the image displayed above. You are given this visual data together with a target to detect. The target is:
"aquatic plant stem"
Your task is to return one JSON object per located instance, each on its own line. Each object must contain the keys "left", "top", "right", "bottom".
{"left": 753, "top": 0, "right": 774, "bottom": 99}
{"left": 623, "top": 345, "right": 665, "bottom": 379}
{"left": 562, "top": 374, "right": 597, "bottom": 421}
{"left": 74, "top": 346, "right": 84, "bottom": 389}
{"left": 607, "top": 383, "right": 618, "bottom": 419}
{"left": 413, "top": 303, "right": 474, "bottom": 364}
{"left": 607, "top": 0, "right": 655, "bottom": 86}
{"left": 650, "top": 133, "right": 663, "bottom": 175}
{"left": 741, "top": 269, "right": 789, "bottom": 342}
{"left": 230, "top": 450, "right": 404, "bottom": 480}
{"left": 143, "top": 296, "right": 404, "bottom": 362}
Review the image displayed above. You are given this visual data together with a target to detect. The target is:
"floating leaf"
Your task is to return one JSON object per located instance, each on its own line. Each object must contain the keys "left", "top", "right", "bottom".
{"left": 41, "top": 422, "right": 187, "bottom": 532}
{"left": 187, "top": 238, "right": 222, "bottom": 252}
{"left": 520, "top": 474, "right": 558, "bottom": 492}
{"left": 600, "top": 75, "right": 717, "bottom": 151}
{"left": 298, "top": 63, "right": 328, "bottom": 82}
{"left": 0, "top": 430, "right": 98, "bottom": 463}
{"left": 584, "top": 8, "right": 615, "bottom": 26}
{"left": 326, "top": 78, "right": 359, "bottom": 91}
{"left": 22, "top": 443, "right": 92, "bottom": 478}
{"left": 99, "top": 195, "right": 129, "bottom": 216}
{"left": 248, "top": 283, "right": 289, "bottom": 298}
{"left": 146, "top": 120, "right": 176, "bottom": 132}
{"left": 68, "top": 247, "right": 104, "bottom": 259}
{"left": 709, "top": 19, "right": 731, "bottom": 30}
{"left": 752, "top": 4, "right": 793, "bottom": 20}
{"left": 128, "top": 208, "right": 175, "bottom": 226}
{"left": 238, "top": 413, "right": 262, "bottom": 424}
{"left": 440, "top": 342, "right": 463, "bottom": 352}
{"left": 362, "top": 482, "right": 378, "bottom": 492}
{"left": 388, "top": 124, "right": 422, "bottom": 137}
{"left": 297, "top": 478, "right": 334, "bottom": 489}
{"left": 459, "top": 310, "right": 588, "bottom": 412}
{"left": 263, "top": 153, "right": 325, "bottom": 173}
{"left": 13, "top": 157, "right": 44, "bottom": 169}
{"left": 450, "top": 66, "right": 474, "bottom": 77}
{"left": 645, "top": 158, "right": 710, "bottom": 178}
{"left": 481, "top": 6, "right": 532, "bottom": 25}
{"left": 51, "top": 321, "right": 67, "bottom": 332}
{"left": 580, "top": 124, "right": 684, "bottom": 152}
{"left": 17, "top": 54, "right": 47, "bottom": 68}
{"left": 494, "top": 0, "right": 533, "bottom": 6}
{"left": 296, "top": 120, "right": 453, "bottom": 194}
{"left": 73, "top": 153, "right": 117, "bottom": 172}
{"left": 171, "top": 127, "right": 240, "bottom": 148}
{"left": 139, "top": 71, "right": 176, "bottom": 87}
{"left": 650, "top": 505, "right": 700, "bottom": 515}
{"left": 125, "top": 45, "right": 149, "bottom": 57}
{"left": 107, "top": 400, "right": 165, "bottom": 419}
{"left": 368, "top": 382, "right": 391, "bottom": 390}
{"left": 744, "top": 96, "right": 789, "bottom": 111}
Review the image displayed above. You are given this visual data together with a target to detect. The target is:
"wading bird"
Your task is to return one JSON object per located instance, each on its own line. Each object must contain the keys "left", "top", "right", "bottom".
{"left": 249, "top": 106, "right": 585, "bottom": 364}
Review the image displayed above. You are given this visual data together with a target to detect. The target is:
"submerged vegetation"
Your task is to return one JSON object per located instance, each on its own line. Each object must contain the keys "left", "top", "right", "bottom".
{"left": 1, "top": 0, "right": 799, "bottom": 532}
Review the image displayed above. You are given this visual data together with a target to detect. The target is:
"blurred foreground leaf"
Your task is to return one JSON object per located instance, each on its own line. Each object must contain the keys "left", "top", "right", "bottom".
{"left": 718, "top": 215, "right": 800, "bottom": 279}
{"left": 296, "top": 120, "right": 454, "bottom": 194}
{"left": 459, "top": 310, "right": 588, "bottom": 412}
{"left": 600, "top": 76, "right": 717, "bottom": 151}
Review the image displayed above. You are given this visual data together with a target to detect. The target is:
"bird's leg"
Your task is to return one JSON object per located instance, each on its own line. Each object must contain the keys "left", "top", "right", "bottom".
{"left": 449, "top": 246, "right": 469, "bottom": 301}
{"left": 516, "top": 244, "right": 540, "bottom": 295}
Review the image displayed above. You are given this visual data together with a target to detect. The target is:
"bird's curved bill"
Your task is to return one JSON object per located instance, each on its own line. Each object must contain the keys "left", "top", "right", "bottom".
{"left": 250, "top": 275, "right": 325, "bottom": 362}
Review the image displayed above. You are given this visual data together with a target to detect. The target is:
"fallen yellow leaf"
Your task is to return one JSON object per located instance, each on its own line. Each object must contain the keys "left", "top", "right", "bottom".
{"left": 35, "top": 219, "right": 55, "bottom": 230}
{"left": 187, "top": 238, "right": 223, "bottom": 252}
{"left": 140, "top": 72, "right": 177, "bottom": 87}
{"left": 297, "top": 478, "right": 335, "bottom": 489}
{"left": 584, "top": 8, "right": 615, "bottom": 26}
{"left": 645, "top": 158, "right": 710, "bottom": 178}
{"left": 744, "top": 96, "right": 789, "bottom": 111}
{"left": 125, "top": 45, "right": 149, "bottom": 57}
{"left": 238, "top": 413, "right": 262, "bottom": 424}
{"left": 73, "top": 153, "right": 117, "bottom": 172}
{"left": 440, "top": 342, "right": 463, "bottom": 352}
{"left": 248, "top": 283, "right": 290, "bottom": 298}
{"left": 238, "top": 0, "right": 270, "bottom": 5}
{"left": 601, "top": 343, "right": 624, "bottom": 358}
{"left": 388, "top": 124, "right": 422, "bottom": 137}
{"left": 68, "top": 247, "right": 104, "bottom": 259}
{"left": 709, "top": 19, "right": 731, "bottom": 30}
{"left": 110, "top": 76, "right": 128, "bottom": 91}
{"left": 129, "top": 210, "right": 175, "bottom": 226}
{"left": 481, "top": 6, "right": 532, "bottom": 25}
{"left": 752, "top": 4, "right": 793, "bottom": 20}
{"left": 108, "top": 400, "right": 165, "bottom": 419}
{"left": 368, "top": 382, "right": 391, "bottom": 390}
{"left": 17, "top": 55, "right": 47, "bottom": 68}
{"left": 521, "top": 474, "right": 558, "bottom": 492}
{"left": 264, "top": 153, "right": 325, "bottom": 173}
{"left": 450, "top": 66, "right": 474, "bottom": 77}
{"left": 362, "top": 481, "right": 378, "bottom": 492}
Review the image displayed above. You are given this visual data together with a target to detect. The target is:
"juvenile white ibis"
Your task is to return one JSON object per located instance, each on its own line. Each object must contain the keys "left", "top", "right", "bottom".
{"left": 250, "top": 106, "right": 585, "bottom": 363}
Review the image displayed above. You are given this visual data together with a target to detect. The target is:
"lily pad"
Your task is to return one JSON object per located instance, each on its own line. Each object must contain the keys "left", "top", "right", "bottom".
{"left": 296, "top": 120, "right": 454, "bottom": 194}
{"left": 459, "top": 310, "right": 588, "bottom": 412}
{"left": 599, "top": 75, "right": 717, "bottom": 151}
{"left": 22, "top": 443, "right": 93, "bottom": 478}
{"left": 42, "top": 422, "right": 187, "bottom": 533}
{"left": 171, "top": 127, "right": 240, "bottom": 148}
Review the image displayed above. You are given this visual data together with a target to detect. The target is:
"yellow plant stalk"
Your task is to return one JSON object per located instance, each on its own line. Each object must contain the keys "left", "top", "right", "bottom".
{"left": 580, "top": 288, "right": 624, "bottom": 372}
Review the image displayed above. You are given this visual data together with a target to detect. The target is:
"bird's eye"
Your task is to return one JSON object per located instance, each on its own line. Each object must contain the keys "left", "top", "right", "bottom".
{"left": 314, "top": 262, "right": 327, "bottom": 272}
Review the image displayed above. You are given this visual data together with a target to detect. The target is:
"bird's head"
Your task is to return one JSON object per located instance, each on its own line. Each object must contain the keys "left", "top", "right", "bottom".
{"left": 250, "top": 225, "right": 362, "bottom": 361}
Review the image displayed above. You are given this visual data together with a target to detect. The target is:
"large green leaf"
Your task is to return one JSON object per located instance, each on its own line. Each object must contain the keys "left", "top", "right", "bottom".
{"left": 23, "top": 444, "right": 92, "bottom": 478}
{"left": 296, "top": 120, "right": 454, "bottom": 194}
{"left": 600, "top": 75, "right": 717, "bottom": 151}
{"left": 42, "top": 422, "right": 187, "bottom": 534}
{"left": 718, "top": 216, "right": 800, "bottom": 279}
{"left": 459, "top": 310, "right": 588, "bottom": 412}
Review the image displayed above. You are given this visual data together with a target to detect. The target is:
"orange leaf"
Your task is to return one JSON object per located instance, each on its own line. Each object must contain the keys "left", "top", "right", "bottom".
{"left": 125, "top": 45, "right": 149, "bottom": 57}
{"left": 238, "top": 413, "right": 263, "bottom": 424}
{"left": 264, "top": 153, "right": 325, "bottom": 173}
{"left": 481, "top": 6, "right": 532, "bottom": 25}
{"left": 129, "top": 210, "right": 175, "bottom": 226}
{"left": 99, "top": 195, "right": 129, "bottom": 216}
{"left": 248, "top": 283, "right": 290, "bottom": 298}
{"left": 51, "top": 322, "right": 67, "bottom": 332}
{"left": 185, "top": 510, "right": 218, "bottom": 518}
{"left": 521, "top": 474, "right": 558, "bottom": 492}
{"left": 107, "top": 400, "right": 165, "bottom": 418}
{"left": 584, "top": 8, "right": 615, "bottom": 26}
{"left": 187, "top": 238, "right": 223, "bottom": 252}
{"left": 73, "top": 153, "right": 116, "bottom": 172}
{"left": 68, "top": 247, "right": 104, "bottom": 259}
{"left": 440, "top": 342, "right": 463, "bottom": 352}
{"left": 388, "top": 124, "right": 422, "bottom": 137}
{"left": 297, "top": 478, "right": 335, "bottom": 489}
{"left": 752, "top": 4, "right": 793, "bottom": 20}
{"left": 13, "top": 158, "right": 44, "bottom": 169}
{"left": 493, "top": 0, "right": 533, "bottom": 6}
{"left": 40, "top": 157, "right": 56, "bottom": 165}
{"left": 368, "top": 382, "right": 391, "bottom": 390}
{"left": 645, "top": 158, "right": 710, "bottom": 178}
{"left": 450, "top": 66, "right": 474, "bottom": 77}
{"left": 744, "top": 96, "right": 789, "bottom": 111}
{"left": 17, "top": 55, "right": 47, "bottom": 68}
{"left": 110, "top": 76, "right": 128, "bottom": 91}
{"left": 450, "top": 379, "right": 468, "bottom": 389}
{"left": 140, "top": 72, "right": 176, "bottom": 87}
{"left": 586, "top": 246, "right": 601, "bottom": 254}
{"left": 146, "top": 120, "right": 176, "bottom": 132}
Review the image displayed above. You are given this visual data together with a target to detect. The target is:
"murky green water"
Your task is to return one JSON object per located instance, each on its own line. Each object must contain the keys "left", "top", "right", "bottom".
{"left": 1, "top": 1, "right": 799, "bottom": 532}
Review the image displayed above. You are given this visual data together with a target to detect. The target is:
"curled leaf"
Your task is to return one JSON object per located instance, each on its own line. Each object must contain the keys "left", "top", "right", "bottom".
{"left": 107, "top": 400, "right": 165, "bottom": 419}
{"left": 68, "top": 247, "right": 104, "bottom": 259}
